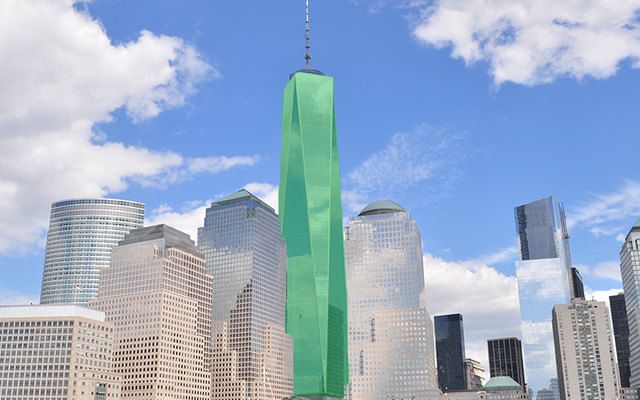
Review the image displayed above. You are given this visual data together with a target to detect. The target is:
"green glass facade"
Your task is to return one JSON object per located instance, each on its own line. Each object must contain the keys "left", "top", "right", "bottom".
{"left": 279, "top": 71, "right": 349, "bottom": 398}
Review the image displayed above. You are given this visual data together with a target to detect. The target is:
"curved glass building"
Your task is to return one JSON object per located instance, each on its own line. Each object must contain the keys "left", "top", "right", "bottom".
{"left": 345, "top": 200, "right": 439, "bottom": 400}
{"left": 40, "top": 198, "right": 144, "bottom": 305}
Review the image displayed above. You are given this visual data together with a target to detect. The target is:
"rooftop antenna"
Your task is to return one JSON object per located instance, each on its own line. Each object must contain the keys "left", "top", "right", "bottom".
{"left": 305, "top": 0, "right": 312, "bottom": 69}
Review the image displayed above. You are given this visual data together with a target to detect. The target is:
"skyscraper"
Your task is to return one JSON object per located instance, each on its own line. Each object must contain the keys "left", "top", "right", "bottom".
{"left": 197, "top": 189, "right": 293, "bottom": 399}
{"left": 91, "top": 224, "right": 213, "bottom": 399}
{"left": 40, "top": 198, "right": 144, "bottom": 305}
{"left": 571, "top": 267, "right": 585, "bottom": 299}
{"left": 435, "top": 313, "right": 467, "bottom": 392}
{"left": 552, "top": 300, "right": 620, "bottom": 399}
{"left": 611, "top": 292, "right": 632, "bottom": 388}
{"left": 514, "top": 196, "right": 573, "bottom": 395}
{"left": 487, "top": 337, "right": 526, "bottom": 389}
{"left": 344, "top": 201, "right": 439, "bottom": 399}
{"left": 621, "top": 219, "right": 640, "bottom": 388}
{"left": 279, "top": 3, "right": 348, "bottom": 397}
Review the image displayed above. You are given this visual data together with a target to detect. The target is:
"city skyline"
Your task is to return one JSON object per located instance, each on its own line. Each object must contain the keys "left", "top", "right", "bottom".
{"left": 1, "top": 0, "right": 638, "bottom": 383}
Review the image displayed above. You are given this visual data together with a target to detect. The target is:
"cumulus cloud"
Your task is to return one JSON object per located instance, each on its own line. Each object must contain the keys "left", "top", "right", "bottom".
{"left": 348, "top": 124, "right": 466, "bottom": 208}
{"left": 412, "top": 0, "right": 640, "bottom": 85}
{"left": 424, "top": 253, "right": 521, "bottom": 373}
{"left": 0, "top": 0, "right": 258, "bottom": 253}
{"left": 567, "top": 180, "right": 640, "bottom": 237}
{"left": 146, "top": 182, "right": 280, "bottom": 240}
{"left": 244, "top": 182, "right": 279, "bottom": 212}
{"left": 577, "top": 260, "right": 622, "bottom": 282}
{"left": 146, "top": 201, "right": 211, "bottom": 240}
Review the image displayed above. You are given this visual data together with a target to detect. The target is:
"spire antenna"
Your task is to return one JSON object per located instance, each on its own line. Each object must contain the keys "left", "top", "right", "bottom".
{"left": 305, "top": 0, "right": 312, "bottom": 69}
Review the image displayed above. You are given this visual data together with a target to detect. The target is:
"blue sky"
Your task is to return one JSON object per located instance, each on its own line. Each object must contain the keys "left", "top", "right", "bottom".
{"left": 2, "top": 0, "right": 640, "bottom": 367}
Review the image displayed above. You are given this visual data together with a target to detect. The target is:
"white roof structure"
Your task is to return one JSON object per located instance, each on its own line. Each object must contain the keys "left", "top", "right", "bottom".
{"left": 0, "top": 304, "right": 105, "bottom": 321}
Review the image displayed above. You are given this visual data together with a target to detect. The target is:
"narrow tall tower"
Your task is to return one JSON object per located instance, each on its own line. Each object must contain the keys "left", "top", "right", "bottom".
{"left": 514, "top": 196, "right": 573, "bottom": 395}
{"left": 279, "top": 2, "right": 349, "bottom": 398}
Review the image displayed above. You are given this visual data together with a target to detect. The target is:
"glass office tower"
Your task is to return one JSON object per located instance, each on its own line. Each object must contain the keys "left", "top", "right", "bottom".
{"left": 280, "top": 69, "right": 348, "bottom": 399}
{"left": 610, "top": 292, "right": 631, "bottom": 388}
{"left": 40, "top": 198, "right": 144, "bottom": 305}
{"left": 514, "top": 196, "right": 573, "bottom": 397}
{"left": 197, "top": 189, "right": 293, "bottom": 399}
{"left": 435, "top": 314, "right": 467, "bottom": 392}
{"left": 344, "top": 200, "right": 439, "bottom": 400}
{"left": 620, "top": 219, "right": 640, "bottom": 388}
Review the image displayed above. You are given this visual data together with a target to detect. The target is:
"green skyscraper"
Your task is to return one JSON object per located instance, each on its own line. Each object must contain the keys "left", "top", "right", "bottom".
{"left": 279, "top": 4, "right": 348, "bottom": 398}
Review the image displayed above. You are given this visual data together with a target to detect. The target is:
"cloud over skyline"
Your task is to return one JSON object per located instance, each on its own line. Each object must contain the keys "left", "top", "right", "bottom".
{"left": 0, "top": 0, "right": 257, "bottom": 253}
{"left": 411, "top": 0, "right": 640, "bottom": 85}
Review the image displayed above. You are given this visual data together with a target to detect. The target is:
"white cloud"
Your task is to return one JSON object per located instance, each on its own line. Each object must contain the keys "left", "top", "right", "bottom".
{"left": 348, "top": 124, "right": 466, "bottom": 206}
{"left": 0, "top": 288, "right": 39, "bottom": 305}
{"left": 424, "top": 253, "right": 521, "bottom": 373}
{"left": 244, "top": 182, "right": 279, "bottom": 212}
{"left": 568, "top": 180, "right": 640, "bottom": 236}
{"left": 577, "top": 260, "right": 622, "bottom": 282}
{"left": 146, "top": 182, "right": 279, "bottom": 240}
{"left": 0, "top": 0, "right": 260, "bottom": 253}
{"left": 412, "top": 0, "right": 640, "bottom": 85}
{"left": 146, "top": 201, "right": 210, "bottom": 241}
{"left": 470, "top": 245, "right": 518, "bottom": 265}
{"left": 584, "top": 287, "right": 623, "bottom": 304}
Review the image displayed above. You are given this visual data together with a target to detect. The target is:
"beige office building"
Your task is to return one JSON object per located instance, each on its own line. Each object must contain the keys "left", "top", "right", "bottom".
{"left": 0, "top": 304, "right": 120, "bottom": 399}
{"left": 91, "top": 224, "right": 213, "bottom": 400}
{"left": 552, "top": 299, "right": 620, "bottom": 400}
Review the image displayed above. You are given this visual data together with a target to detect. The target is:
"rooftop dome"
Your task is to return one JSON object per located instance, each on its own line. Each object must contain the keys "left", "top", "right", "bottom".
{"left": 484, "top": 376, "right": 522, "bottom": 392}
{"left": 358, "top": 200, "right": 406, "bottom": 217}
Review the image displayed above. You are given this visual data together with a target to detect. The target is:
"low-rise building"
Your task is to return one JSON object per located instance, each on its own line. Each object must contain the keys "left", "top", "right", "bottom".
{"left": 0, "top": 304, "right": 120, "bottom": 399}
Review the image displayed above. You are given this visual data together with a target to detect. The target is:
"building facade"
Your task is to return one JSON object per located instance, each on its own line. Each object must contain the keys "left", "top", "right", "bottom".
{"left": 344, "top": 201, "right": 439, "bottom": 399}
{"left": 40, "top": 198, "right": 144, "bottom": 305}
{"left": 440, "top": 377, "right": 528, "bottom": 400}
{"left": 571, "top": 268, "right": 585, "bottom": 299}
{"left": 0, "top": 304, "right": 120, "bottom": 399}
{"left": 197, "top": 189, "right": 293, "bottom": 399}
{"left": 279, "top": 68, "right": 349, "bottom": 399}
{"left": 436, "top": 314, "right": 467, "bottom": 392}
{"left": 621, "top": 220, "right": 640, "bottom": 389}
{"left": 552, "top": 300, "right": 620, "bottom": 400}
{"left": 91, "top": 225, "right": 212, "bottom": 400}
{"left": 611, "top": 293, "right": 632, "bottom": 388}
{"left": 487, "top": 338, "right": 526, "bottom": 389}
{"left": 466, "top": 358, "right": 487, "bottom": 390}
{"left": 514, "top": 197, "right": 573, "bottom": 395}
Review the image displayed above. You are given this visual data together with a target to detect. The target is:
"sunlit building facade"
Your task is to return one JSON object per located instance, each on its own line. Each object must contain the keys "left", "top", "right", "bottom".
{"left": 91, "top": 225, "right": 212, "bottom": 400}
{"left": 344, "top": 200, "right": 439, "bottom": 400}
{"left": 345, "top": 201, "right": 440, "bottom": 400}
{"left": 0, "top": 304, "right": 120, "bottom": 399}
{"left": 552, "top": 300, "right": 620, "bottom": 399}
{"left": 40, "top": 198, "right": 144, "bottom": 305}
{"left": 197, "top": 189, "right": 293, "bottom": 399}
{"left": 514, "top": 197, "right": 573, "bottom": 396}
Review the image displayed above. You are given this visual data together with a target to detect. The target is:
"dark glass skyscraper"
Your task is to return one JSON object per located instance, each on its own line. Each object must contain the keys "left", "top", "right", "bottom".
{"left": 487, "top": 337, "right": 526, "bottom": 389}
{"left": 435, "top": 314, "right": 467, "bottom": 392}
{"left": 610, "top": 292, "right": 631, "bottom": 387}
{"left": 280, "top": 68, "right": 348, "bottom": 398}
{"left": 571, "top": 267, "right": 585, "bottom": 299}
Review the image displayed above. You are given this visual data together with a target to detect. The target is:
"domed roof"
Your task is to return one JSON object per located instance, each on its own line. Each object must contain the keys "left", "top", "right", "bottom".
{"left": 358, "top": 200, "right": 406, "bottom": 216}
{"left": 484, "top": 376, "right": 522, "bottom": 392}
